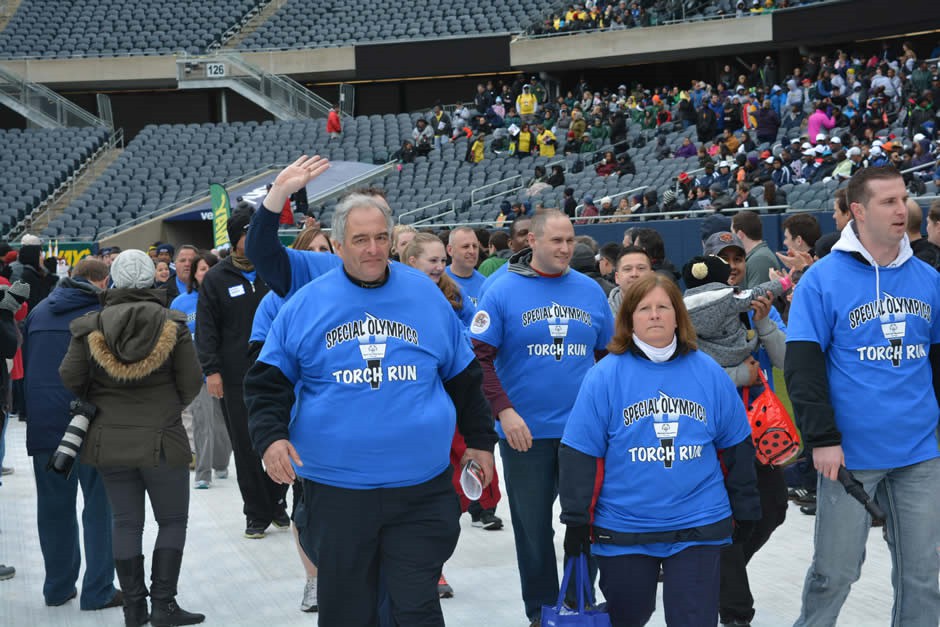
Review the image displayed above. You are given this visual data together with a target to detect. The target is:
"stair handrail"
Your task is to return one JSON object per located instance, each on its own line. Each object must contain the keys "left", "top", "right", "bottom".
{"left": 0, "top": 64, "right": 107, "bottom": 127}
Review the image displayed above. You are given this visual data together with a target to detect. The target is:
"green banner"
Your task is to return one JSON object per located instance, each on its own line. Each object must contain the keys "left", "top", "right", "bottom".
{"left": 209, "top": 183, "right": 231, "bottom": 247}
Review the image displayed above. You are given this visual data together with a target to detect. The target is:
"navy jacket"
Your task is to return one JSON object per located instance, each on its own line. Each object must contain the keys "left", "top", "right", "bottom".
{"left": 23, "top": 277, "right": 102, "bottom": 454}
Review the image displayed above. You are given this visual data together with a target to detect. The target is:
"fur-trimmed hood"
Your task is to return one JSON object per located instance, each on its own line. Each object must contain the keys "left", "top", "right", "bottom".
{"left": 70, "top": 288, "right": 186, "bottom": 382}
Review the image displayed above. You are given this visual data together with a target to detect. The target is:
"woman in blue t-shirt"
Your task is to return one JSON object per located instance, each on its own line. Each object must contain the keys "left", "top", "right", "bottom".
{"left": 559, "top": 273, "right": 761, "bottom": 626}
{"left": 401, "top": 233, "right": 496, "bottom": 600}
{"left": 169, "top": 252, "right": 231, "bottom": 490}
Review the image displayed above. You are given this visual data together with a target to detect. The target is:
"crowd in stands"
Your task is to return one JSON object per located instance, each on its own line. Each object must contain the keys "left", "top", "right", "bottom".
{"left": 528, "top": 0, "right": 826, "bottom": 35}
{"left": 392, "top": 39, "right": 938, "bottom": 225}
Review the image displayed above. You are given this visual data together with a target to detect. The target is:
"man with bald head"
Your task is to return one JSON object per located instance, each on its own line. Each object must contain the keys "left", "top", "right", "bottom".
{"left": 471, "top": 209, "right": 613, "bottom": 625}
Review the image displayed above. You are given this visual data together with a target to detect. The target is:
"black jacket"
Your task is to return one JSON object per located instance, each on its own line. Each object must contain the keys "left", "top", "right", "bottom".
{"left": 196, "top": 257, "right": 269, "bottom": 382}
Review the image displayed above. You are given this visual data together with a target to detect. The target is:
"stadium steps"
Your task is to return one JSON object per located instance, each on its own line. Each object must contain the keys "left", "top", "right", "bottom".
{"left": 26, "top": 143, "right": 123, "bottom": 239}
{"left": 222, "top": 0, "right": 288, "bottom": 50}
{"left": 0, "top": 0, "right": 24, "bottom": 33}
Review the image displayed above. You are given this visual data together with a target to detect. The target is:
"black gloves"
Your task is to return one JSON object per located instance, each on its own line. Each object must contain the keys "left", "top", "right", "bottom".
{"left": 0, "top": 281, "right": 29, "bottom": 314}
{"left": 733, "top": 519, "right": 757, "bottom": 545}
{"left": 564, "top": 524, "right": 592, "bottom": 557}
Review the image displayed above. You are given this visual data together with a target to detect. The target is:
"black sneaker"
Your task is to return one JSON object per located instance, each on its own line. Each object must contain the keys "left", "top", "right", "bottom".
{"left": 800, "top": 502, "right": 816, "bottom": 516}
{"left": 245, "top": 521, "right": 267, "bottom": 539}
{"left": 794, "top": 491, "right": 817, "bottom": 507}
{"left": 788, "top": 487, "right": 810, "bottom": 502}
{"left": 272, "top": 512, "right": 291, "bottom": 529}
{"left": 471, "top": 509, "right": 503, "bottom": 530}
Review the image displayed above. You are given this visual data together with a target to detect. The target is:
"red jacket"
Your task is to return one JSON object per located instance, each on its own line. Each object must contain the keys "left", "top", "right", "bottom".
{"left": 326, "top": 110, "right": 342, "bottom": 134}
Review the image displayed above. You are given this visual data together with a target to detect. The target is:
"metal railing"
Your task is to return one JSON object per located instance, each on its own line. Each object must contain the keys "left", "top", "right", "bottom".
{"left": 413, "top": 208, "right": 456, "bottom": 226}
{"left": 901, "top": 159, "right": 939, "bottom": 175}
{"left": 9, "top": 128, "right": 124, "bottom": 241}
{"left": 470, "top": 174, "right": 524, "bottom": 206}
{"left": 0, "top": 64, "right": 106, "bottom": 128}
{"left": 177, "top": 52, "right": 336, "bottom": 119}
{"left": 208, "top": 0, "right": 287, "bottom": 52}
{"left": 397, "top": 198, "right": 453, "bottom": 224}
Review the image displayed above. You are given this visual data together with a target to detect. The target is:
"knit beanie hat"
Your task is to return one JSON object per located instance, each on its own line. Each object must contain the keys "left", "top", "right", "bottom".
{"left": 110, "top": 250, "right": 156, "bottom": 289}
{"left": 682, "top": 255, "right": 731, "bottom": 290}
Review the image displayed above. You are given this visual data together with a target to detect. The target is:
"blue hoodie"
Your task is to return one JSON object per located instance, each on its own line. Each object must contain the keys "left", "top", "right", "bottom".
{"left": 23, "top": 277, "right": 102, "bottom": 454}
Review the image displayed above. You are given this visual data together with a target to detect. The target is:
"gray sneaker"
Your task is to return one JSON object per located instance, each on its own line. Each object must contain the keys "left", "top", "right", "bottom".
{"left": 0, "top": 564, "right": 15, "bottom": 580}
{"left": 301, "top": 577, "right": 318, "bottom": 612}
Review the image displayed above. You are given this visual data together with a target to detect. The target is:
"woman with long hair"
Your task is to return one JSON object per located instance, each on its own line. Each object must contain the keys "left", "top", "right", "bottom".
{"left": 60, "top": 250, "right": 204, "bottom": 626}
{"left": 170, "top": 252, "right": 231, "bottom": 491}
{"left": 559, "top": 273, "right": 760, "bottom": 626}
{"left": 401, "top": 233, "right": 504, "bottom": 599}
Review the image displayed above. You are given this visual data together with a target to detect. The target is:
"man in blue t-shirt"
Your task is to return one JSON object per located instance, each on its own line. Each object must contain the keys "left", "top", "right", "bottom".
{"left": 471, "top": 209, "right": 613, "bottom": 624}
{"left": 445, "top": 227, "right": 485, "bottom": 306}
{"left": 243, "top": 165, "right": 497, "bottom": 627}
{"left": 786, "top": 167, "right": 940, "bottom": 627}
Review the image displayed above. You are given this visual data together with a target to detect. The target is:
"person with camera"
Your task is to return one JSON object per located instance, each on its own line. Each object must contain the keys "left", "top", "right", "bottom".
{"left": 0, "top": 279, "right": 28, "bottom": 583}
{"left": 58, "top": 250, "right": 204, "bottom": 627}
{"left": 23, "top": 258, "right": 122, "bottom": 610}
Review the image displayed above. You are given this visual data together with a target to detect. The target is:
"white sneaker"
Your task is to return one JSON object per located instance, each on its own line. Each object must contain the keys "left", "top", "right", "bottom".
{"left": 301, "top": 577, "right": 318, "bottom": 612}
{"left": 194, "top": 480, "right": 210, "bottom": 490}
{"left": 215, "top": 469, "right": 228, "bottom": 479}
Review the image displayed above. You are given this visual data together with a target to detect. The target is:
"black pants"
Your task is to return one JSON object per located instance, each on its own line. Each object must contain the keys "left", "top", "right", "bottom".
{"left": 296, "top": 469, "right": 461, "bottom": 627}
{"left": 99, "top": 458, "right": 189, "bottom": 560}
{"left": 597, "top": 545, "right": 722, "bottom": 627}
{"left": 719, "top": 463, "right": 788, "bottom": 623}
{"left": 220, "top": 383, "right": 288, "bottom": 525}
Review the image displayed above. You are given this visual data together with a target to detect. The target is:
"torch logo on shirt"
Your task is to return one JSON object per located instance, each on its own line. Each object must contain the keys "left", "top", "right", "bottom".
{"left": 547, "top": 309, "right": 569, "bottom": 362}
{"left": 357, "top": 315, "right": 388, "bottom": 390}
{"left": 652, "top": 392, "right": 680, "bottom": 469}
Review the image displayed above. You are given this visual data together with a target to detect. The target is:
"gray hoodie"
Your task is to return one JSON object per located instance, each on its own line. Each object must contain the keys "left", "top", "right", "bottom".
{"left": 683, "top": 277, "right": 788, "bottom": 368}
{"left": 608, "top": 286, "right": 623, "bottom": 317}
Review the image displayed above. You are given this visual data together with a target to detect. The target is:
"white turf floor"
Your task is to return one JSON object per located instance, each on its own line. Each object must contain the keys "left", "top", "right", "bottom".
{"left": 0, "top": 418, "right": 906, "bottom": 626}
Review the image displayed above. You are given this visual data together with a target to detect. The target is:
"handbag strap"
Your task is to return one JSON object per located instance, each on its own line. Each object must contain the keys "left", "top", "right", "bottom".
{"left": 741, "top": 367, "right": 772, "bottom": 407}
{"left": 555, "top": 557, "right": 577, "bottom": 610}
{"left": 555, "top": 554, "right": 594, "bottom": 612}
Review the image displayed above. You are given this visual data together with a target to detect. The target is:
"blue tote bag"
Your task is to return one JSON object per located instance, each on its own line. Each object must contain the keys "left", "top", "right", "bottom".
{"left": 540, "top": 554, "right": 611, "bottom": 627}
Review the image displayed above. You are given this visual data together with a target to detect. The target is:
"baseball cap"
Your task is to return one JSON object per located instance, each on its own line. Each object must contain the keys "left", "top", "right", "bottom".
{"left": 829, "top": 136, "right": 842, "bottom": 144}
{"left": 600, "top": 196, "right": 612, "bottom": 205}
{"left": 914, "top": 133, "right": 926, "bottom": 143}
{"left": 872, "top": 139, "right": 884, "bottom": 147}
{"left": 846, "top": 147, "right": 862, "bottom": 157}
{"left": 703, "top": 232, "right": 745, "bottom": 256}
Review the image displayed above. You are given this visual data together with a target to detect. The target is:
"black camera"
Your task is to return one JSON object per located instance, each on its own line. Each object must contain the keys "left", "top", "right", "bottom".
{"left": 47, "top": 399, "right": 97, "bottom": 477}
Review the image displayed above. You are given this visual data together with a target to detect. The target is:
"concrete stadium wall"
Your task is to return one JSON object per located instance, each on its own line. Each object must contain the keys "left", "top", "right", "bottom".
{"left": 511, "top": 15, "right": 774, "bottom": 71}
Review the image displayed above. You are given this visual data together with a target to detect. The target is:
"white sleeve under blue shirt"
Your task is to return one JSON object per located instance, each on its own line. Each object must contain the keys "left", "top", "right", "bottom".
{"left": 257, "top": 264, "right": 475, "bottom": 489}
{"left": 786, "top": 251, "right": 940, "bottom": 470}
{"left": 562, "top": 350, "right": 753, "bottom": 558}
{"left": 472, "top": 270, "right": 613, "bottom": 439}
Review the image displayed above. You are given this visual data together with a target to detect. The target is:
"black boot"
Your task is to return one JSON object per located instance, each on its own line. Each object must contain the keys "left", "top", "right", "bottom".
{"left": 114, "top": 555, "right": 149, "bottom": 627}
{"left": 149, "top": 549, "right": 204, "bottom": 627}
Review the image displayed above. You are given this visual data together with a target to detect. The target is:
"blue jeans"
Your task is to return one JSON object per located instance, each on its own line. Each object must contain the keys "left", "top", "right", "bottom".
{"left": 32, "top": 452, "right": 117, "bottom": 609}
{"left": 500, "top": 438, "right": 596, "bottom": 621}
{"left": 794, "top": 456, "right": 940, "bottom": 627}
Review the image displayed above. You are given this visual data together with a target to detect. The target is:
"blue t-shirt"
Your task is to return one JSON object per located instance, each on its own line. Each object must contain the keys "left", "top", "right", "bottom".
{"left": 250, "top": 290, "right": 286, "bottom": 343}
{"left": 175, "top": 276, "right": 187, "bottom": 298}
{"left": 479, "top": 262, "right": 509, "bottom": 298}
{"left": 472, "top": 269, "right": 613, "bottom": 439}
{"left": 563, "top": 350, "right": 752, "bottom": 558}
{"left": 786, "top": 251, "right": 940, "bottom": 469}
{"left": 258, "top": 264, "right": 475, "bottom": 489}
{"left": 283, "top": 248, "right": 343, "bottom": 298}
{"left": 446, "top": 267, "right": 486, "bottom": 306}
{"left": 170, "top": 290, "right": 198, "bottom": 336}
{"left": 455, "top": 290, "right": 476, "bottom": 329}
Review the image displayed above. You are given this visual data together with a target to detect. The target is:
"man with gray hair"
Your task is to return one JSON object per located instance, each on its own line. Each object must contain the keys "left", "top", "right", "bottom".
{"left": 243, "top": 170, "right": 497, "bottom": 626}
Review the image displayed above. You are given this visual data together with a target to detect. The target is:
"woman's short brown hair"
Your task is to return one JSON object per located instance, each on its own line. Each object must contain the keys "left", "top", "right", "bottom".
{"left": 608, "top": 273, "right": 697, "bottom": 355}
